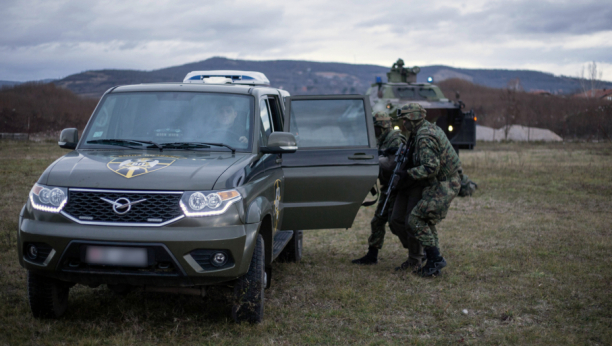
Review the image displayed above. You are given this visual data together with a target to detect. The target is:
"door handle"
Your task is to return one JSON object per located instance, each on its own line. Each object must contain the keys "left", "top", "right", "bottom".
{"left": 348, "top": 153, "right": 374, "bottom": 160}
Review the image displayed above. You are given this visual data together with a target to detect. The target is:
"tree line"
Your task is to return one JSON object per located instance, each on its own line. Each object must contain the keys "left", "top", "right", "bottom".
{"left": 0, "top": 83, "right": 97, "bottom": 134}
{"left": 1, "top": 80, "right": 611, "bottom": 140}
{"left": 438, "top": 79, "right": 612, "bottom": 140}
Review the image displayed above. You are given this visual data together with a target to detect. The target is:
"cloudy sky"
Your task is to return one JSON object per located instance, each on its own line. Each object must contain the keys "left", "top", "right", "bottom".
{"left": 1, "top": 0, "right": 611, "bottom": 82}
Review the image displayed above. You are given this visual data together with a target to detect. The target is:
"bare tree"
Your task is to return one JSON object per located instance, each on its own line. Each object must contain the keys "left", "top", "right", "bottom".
{"left": 579, "top": 61, "right": 603, "bottom": 98}
{"left": 501, "top": 78, "right": 523, "bottom": 140}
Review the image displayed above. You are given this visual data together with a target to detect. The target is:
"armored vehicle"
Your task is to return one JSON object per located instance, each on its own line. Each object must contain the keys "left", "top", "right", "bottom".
{"left": 366, "top": 59, "right": 476, "bottom": 150}
{"left": 18, "top": 71, "right": 379, "bottom": 323}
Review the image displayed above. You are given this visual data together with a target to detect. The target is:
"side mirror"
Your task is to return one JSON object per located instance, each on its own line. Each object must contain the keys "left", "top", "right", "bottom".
{"left": 58, "top": 128, "right": 78, "bottom": 149}
{"left": 260, "top": 132, "right": 297, "bottom": 154}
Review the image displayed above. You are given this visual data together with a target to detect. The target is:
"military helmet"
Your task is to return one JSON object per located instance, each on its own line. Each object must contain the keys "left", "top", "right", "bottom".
{"left": 373, "top": 111, "right": 392, "bottom": 129}
{"left": 397, "top": 103, "right": 426, "bottom": 121}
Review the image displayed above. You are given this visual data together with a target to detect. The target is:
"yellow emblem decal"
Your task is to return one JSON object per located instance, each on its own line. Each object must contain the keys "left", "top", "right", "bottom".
{"left": 273, "top": 179, "right": 281, "bottom": 230}
{"left": 107, "top": 155, "right": 177, "bottom": 178}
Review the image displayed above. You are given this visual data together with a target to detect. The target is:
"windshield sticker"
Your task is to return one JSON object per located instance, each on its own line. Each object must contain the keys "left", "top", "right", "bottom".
{"left": 274, "top": 179, "right": 281, "bottom": 230}
{"left": 93, "top": 131, "right": 103, "bottom": 138}
{"left": 107, "top": 155, "right": 177, "bottom": 178}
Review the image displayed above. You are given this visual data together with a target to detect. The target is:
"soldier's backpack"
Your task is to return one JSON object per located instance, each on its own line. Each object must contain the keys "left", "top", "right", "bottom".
{"left": 458, "top": 174, "right": 478, "bottom": 197}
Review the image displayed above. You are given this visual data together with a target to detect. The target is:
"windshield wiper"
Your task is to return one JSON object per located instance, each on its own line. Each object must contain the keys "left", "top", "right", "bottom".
{"left": 87, "top": 139, "right": 163, "bottom": 152}
{"left": 161, "top": 142, "right": 236, "bottom": 154}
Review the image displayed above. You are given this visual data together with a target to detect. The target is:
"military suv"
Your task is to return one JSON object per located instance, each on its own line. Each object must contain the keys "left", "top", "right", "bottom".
{"left": 18, "top": 71, "right": 378, "bottom": 323}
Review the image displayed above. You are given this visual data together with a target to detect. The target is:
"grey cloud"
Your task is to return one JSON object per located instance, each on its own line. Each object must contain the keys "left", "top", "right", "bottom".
{"left": 364, "top": 0, "right": 612, "bottom": 45}
{"left": 0, "top": 0, "right": 287, "bottom": 50}
{"left": 484, "top": 0, "right": 612, "bottom": 35}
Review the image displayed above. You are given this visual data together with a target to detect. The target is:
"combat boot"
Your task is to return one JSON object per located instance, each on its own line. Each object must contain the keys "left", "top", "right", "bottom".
{"left": 351, "top": 246, "right": 378, "bottom": 265}
{"left": 394, "top": 257, "right": 422, "bottom": 271}
{"left": 419, "top": 247, "right": 447, "bottom": 277}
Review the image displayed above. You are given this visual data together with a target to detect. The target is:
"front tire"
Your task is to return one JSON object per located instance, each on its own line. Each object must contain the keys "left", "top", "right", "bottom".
{"left": 232, "top": 234, "right": 265, "bottom": 323}
{"left": 27, "top": 271, "right": 69, "bottom": 319}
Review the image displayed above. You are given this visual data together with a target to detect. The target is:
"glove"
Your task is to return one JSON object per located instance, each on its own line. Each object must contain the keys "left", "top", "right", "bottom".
{"left": 394, "top": 170, "right": 409, "bottom": 180}
{"left": 391, "top": 170, "right": 408, "bottom": 189}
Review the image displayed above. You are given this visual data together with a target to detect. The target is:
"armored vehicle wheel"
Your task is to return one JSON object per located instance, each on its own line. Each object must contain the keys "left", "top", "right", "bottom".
{"left": 232, "top": 234, "right": 265, "bottom": 323}
{"left": 279, "top": 230, "right": 302, "bottom": 263}
{"left": 27, "top": 271, "right": 69, "bottom": 319}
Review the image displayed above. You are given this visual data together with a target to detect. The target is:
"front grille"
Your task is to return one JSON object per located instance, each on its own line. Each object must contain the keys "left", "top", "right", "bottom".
{"left": 64, "top": 190, "right": 183, "bottom": 224}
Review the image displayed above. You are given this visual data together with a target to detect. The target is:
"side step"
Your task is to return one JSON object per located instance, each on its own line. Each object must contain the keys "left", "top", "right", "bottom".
{"left": 272, "top": 230, "right": 294, "bottom": 260}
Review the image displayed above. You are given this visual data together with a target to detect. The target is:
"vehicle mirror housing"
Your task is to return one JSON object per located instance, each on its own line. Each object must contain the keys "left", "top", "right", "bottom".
{"left": 58, "top": 128, "right": 78, "bottom": 149}
{"left": 260, "top": 132, "right": 297, "bottom": 154}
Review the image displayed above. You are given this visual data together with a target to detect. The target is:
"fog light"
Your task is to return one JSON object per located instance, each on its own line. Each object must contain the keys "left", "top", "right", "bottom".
{"left": 448, "top": 125, "right": 454, "bottom": 132}
{"left": 27, "top": 244, "right": 38, "bottom": 260}
{"left": 211, "top": 252, "right": 227, "bottom": 267}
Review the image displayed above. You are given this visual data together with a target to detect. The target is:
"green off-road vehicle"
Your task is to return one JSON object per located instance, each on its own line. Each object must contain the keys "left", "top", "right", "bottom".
{"left": 18, "top": 71, "right": 378, "bottom": 323}
{"left": 366, "top": 59, "right": 476, "bottom": 151}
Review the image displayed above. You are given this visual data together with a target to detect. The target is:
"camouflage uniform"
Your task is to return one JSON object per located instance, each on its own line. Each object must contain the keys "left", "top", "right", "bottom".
{"left": 352, "top": 111, "right": 405, "bottom": 265}
{"left": 368, "top": 127, "right": 404, "bottom": 249}
{"left": 406, "top": 120, "right": 461, "bottom": 248}
{"left": 393, "top": 103, "right": 461, "bottom": 275}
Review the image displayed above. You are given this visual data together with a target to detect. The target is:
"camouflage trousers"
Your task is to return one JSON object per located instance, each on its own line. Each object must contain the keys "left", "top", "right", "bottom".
{"left": 408, "top": 174, "right": 461, "bottom": 248}
{"left": 388, "top": 183, "right": 425, "bottom": 263}
{"left": 368, "top": 191, "right": 396, "bottom": 249}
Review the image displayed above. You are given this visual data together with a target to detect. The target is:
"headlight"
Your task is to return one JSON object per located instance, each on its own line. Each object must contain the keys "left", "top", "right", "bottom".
{"left": 29, "top": 184, "right": 68, "bottom": 213}
{"left": 180, "top": 189, "right": 241, "bottom": 217}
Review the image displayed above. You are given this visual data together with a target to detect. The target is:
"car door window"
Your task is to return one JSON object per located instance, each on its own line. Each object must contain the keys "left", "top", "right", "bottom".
{"left": 267, "top": 95, "right": 283, "bottom": 131}
{"left": 289, "top": 99, "right": 369, "bottom": 148}
{"left": 259, "top": 98, "right": 273, "bottom": 146}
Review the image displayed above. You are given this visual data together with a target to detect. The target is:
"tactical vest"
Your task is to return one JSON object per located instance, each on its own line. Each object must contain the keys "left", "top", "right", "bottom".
{"left": 414, "top": 121, "right": 461, "bottom": 180}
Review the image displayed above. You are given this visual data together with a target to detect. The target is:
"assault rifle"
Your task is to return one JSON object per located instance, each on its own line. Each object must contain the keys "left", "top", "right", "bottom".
{"left": 377, "top": 139, "right": 411, "bottom": 217}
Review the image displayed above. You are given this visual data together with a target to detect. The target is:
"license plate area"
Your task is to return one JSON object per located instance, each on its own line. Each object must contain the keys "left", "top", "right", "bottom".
{"left": 85, "top": 246, "right": 148, "bottom": 267}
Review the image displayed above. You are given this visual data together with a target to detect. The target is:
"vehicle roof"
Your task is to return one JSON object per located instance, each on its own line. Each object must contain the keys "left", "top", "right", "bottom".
{"left": 109, "top": 83, "right": 284, "bottom": 96}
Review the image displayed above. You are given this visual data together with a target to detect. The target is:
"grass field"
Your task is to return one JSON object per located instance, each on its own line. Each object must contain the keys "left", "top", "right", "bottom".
{"left": 1, "top": 140, "right": 611, "bottom": 345}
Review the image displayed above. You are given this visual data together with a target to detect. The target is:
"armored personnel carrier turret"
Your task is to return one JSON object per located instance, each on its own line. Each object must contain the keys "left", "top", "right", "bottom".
{"left": 366, "top": 59, "right": 476, "bottom": 150}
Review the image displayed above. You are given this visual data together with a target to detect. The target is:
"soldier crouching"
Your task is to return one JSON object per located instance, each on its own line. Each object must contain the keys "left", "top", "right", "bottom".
{"left": 351, "top": 111, "right": 405, "bottom": 265}
{"left": 391, "top": 103, "right": 462, "bottom": 277}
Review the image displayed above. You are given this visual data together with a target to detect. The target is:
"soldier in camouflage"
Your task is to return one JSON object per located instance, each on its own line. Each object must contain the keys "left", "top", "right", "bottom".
{"left": 352, "top": 111, "right": 405, "bottom": 265}
{"left": 392, "top": 103, "right": 462, "bottom": 277}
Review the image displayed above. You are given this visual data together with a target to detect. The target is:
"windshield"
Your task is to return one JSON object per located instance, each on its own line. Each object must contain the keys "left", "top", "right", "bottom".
{"left": 392, "top": 86, "right": 440, "bottom": 100}
{"left": 81, "top": 92, "right": 254, "bottom": 151}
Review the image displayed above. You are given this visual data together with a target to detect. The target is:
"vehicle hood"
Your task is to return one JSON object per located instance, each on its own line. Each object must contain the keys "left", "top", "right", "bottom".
{"left": 43, "top": 149, "right": 251, "bottom": 191}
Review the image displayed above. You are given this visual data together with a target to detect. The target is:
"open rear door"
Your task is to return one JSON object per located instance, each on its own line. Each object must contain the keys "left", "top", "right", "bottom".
{"left": 279, "top": 95, "right": 378, "bottom": 230}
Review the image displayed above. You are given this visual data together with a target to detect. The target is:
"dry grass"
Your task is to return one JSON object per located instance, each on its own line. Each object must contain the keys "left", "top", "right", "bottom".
{"left": 1, "top": 140, "right": 611, "bottom": 345}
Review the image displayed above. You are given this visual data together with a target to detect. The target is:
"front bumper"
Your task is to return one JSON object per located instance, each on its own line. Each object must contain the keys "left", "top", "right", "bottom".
{"left": 18, "top": 206, "right": 260, "bottom": 287}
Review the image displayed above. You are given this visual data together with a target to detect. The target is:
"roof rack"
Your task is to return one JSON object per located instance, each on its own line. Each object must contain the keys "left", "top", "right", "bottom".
{"left": 183, "top": 70, "right": 270, "bottom": 86}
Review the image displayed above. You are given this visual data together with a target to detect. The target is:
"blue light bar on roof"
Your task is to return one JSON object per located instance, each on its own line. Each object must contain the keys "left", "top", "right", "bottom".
{"left": 183, "top": 70, "right": 270, "bottom": 85}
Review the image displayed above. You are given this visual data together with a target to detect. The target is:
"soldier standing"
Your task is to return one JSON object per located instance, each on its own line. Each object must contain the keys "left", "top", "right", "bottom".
{"left": 391, "top": 103, "right": 462, "bottom": 277}
{"left": 351, "top": 111, "right": 405, "bottom": 265}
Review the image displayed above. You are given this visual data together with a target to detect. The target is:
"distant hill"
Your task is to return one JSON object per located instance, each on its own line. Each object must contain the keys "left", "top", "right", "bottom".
{"left": 1, "top": 79, "right": 56, "bottom": 88}
{"left": 54, "top": 57, "right": 612, "bottom": 98}
{"left": 0, "top": 80, "right": 21, "bottom": 88}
